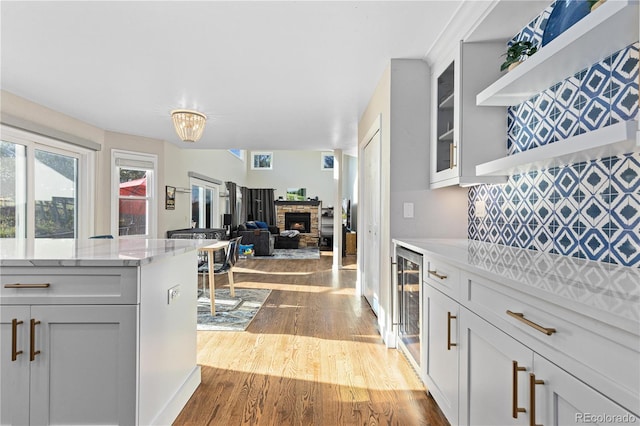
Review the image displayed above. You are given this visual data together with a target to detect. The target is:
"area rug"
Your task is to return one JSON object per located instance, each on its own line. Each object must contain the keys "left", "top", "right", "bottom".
{"left": 257, "top": 247, "right": 320, "bottom": 260}
{"left": 197, "top": 288, "right": 271, "bottom": 331}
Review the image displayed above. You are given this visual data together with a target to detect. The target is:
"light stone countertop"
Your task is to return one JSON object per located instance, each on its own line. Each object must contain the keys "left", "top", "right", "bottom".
{"left": 393, "top": 238, "right": 640, "bottom": 333}
{"left": 0, "top": 238, "right": 213, "bottom": 267}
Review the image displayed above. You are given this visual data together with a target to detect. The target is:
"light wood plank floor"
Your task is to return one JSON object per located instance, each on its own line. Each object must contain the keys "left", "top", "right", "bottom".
{"left": 173, "top": 252, "right": 448, "bottom": 426}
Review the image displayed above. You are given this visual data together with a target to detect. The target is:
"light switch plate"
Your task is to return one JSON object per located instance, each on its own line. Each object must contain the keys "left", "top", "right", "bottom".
{"left": 403, "top": 202, "right": 414, "bottom": 218}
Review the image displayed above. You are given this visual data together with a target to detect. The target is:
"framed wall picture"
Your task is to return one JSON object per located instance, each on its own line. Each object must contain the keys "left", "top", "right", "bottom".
{"left": 165, "top": 185, "right": 176, "bottom": 210}
{"left": 321, "top": 152, "right": 334, "bottom": 170}
{"left": 251, "top": 152, "right": 273, "bottom": 170}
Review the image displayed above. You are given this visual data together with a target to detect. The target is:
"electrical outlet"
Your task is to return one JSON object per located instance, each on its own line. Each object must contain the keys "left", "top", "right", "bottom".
{"left": 475, "top": 200, "right": 487, "bottom": 218}
{"left": 168, "top": 285, "right": 180, "bottom": 304}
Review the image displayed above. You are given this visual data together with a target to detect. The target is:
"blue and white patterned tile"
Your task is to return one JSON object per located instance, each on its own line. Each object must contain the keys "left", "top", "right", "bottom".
{"left": 610, "top": 43, "right": 639, "bottom": 123}
{"left": 555, "top": 166, "right": 580, "bottom": 197}
{"left": 581, "top": 97, "right": 610, "bottom": 131}
{"left": 611, "top": 193, "right": 640, "bottom": 231}
{"left": 579, "top": 228, "right": 609, "bottom": 262}
{"left": 611, "top": 152, "right": 640, "bottom": 194}
{"left": 556, "top": 197, "right": 580, "bottom": 227}
{"left": 554, "top": 226, "right": 580, "bottom": 256}
{"left": 610, "top": 230, "right": 640, "bottom": 267}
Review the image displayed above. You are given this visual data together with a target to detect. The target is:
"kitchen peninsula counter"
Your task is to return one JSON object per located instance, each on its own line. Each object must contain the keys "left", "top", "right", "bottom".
{"left": 1, "top": 238, "right": 207, "bottom": 425}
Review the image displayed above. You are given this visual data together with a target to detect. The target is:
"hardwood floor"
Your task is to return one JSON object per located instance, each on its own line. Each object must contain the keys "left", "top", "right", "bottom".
{"left": 173, "top": 252, "right": 448, "bottom": 426}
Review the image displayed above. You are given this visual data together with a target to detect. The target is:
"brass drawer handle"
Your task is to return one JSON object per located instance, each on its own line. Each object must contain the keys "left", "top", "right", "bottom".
{"left": 11, "top": 319, "right": 24, "bottom": 361}
{"left": 529, "top": 373, "right": 544, "bottom": 426}
{"left": 506, "top": 310, "right": 556, "bottom": 336}
{"left": 4, "top": 283, "right": 51, "bottom": 289}
{"left": 30, "top": 319, "right": 41, "bottom": 361}
{"left": 512, "top": 361, "right": 527, "bottom": 418}
{"left": 447, "top": 312, "right": 457, "bottom": 350}
{"left": 428, "top": 270, "right": 447, "bottom": 280}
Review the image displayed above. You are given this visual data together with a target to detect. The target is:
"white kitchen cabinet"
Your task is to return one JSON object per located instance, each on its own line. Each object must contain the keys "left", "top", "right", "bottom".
{"left": 459, "top": 306, "right": 532, "bottom": 426}
{"left": 423, "top": 285, "right": 460, "bottom": 425}
{"left": 1, "top": 305, "right": 137, "bottom": 425}
{"left": 0, "top": 239, "right": 202, "bottom": 426}
{"left": 430, "top": 41, "right": 507, "bottom": 189}
{"left": 533, "top": 354, "right": 637, "bottom": 426}
{"left": 396, "top": 238, "right": 640, "bottom": 426}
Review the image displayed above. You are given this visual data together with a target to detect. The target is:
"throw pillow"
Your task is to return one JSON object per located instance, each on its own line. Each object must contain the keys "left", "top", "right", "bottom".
{"left": 245, "top": 221, "right": 258, "bottom": 229}
{"left": 255, "top": 221, "right": 268, "bottom": 229}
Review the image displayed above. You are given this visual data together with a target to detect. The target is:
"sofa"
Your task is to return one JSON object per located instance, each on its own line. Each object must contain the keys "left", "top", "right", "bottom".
{"left": 233, "top": 221, "right": 278, "bottom": 256}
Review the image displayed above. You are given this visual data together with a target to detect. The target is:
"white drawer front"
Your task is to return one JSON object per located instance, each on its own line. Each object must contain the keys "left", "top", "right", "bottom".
{"left": 0, "top": 267, "right": 138, "bottom": 305}
{"left": 424, "top": 257, "right": 460, "bottom": 299}
{"left": 461, "top": 271, "right": 640, "bottom": 417}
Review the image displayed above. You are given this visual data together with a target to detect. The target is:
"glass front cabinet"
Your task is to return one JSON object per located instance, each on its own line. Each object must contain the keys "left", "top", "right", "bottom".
{"left": 430, "top": 41, "right": 507, "bottom": 189}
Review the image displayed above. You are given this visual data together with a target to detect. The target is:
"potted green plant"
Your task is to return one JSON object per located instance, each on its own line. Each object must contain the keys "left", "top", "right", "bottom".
{"left": 500, "top": 41, "right": 538, "bottom": 72}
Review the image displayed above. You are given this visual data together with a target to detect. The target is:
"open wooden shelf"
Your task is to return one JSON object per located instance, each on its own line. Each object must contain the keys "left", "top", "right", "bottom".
{"left": 476, "top": 0, "right": 639, "bottom": 107}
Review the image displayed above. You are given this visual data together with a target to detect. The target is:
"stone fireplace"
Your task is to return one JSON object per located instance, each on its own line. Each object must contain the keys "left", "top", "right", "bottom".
{"left": 275, "top": 201, "right": 320, "bottom": 248}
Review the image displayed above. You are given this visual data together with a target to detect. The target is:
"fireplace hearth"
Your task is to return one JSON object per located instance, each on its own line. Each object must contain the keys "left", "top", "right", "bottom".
{"left": 285, "top": 213, "right": 311, "bottom": 233}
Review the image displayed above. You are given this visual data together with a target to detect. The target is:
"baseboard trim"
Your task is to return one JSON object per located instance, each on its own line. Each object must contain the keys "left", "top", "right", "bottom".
{"left": 150, "top": 365, "right": 201, "bottom": 426}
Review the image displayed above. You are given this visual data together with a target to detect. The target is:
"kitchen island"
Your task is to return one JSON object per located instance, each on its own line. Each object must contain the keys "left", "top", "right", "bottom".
{"left": 0, "top": 238, "right": 206, "bottom": 425}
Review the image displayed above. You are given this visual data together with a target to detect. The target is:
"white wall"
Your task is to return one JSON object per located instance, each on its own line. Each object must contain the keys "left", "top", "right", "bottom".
{"left": 245, "top": 150, "right": 335, "bottom": 203}
{"left": 162, "top": 147, "right": 248, "bottom": 233}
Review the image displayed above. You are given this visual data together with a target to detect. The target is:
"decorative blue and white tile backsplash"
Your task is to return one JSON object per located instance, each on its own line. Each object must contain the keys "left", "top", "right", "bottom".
{"left": 507, "top": 42, "right": 639, "bottom": 154}
{"left": 468, "top": 3, "right": 640, "bottom": 267}
{"left": 468, "top": 154, "right": 640, "bottom": 267}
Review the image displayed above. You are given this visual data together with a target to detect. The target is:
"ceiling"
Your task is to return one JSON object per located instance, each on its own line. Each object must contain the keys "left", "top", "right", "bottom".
{"left": 1, "top": 1, "right": 465, "bottom": 154}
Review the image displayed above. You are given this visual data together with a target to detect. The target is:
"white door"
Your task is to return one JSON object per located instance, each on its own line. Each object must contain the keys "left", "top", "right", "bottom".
{"left": 363, "top": 129, "right": 381, "bottom": 314}
{"left": 0, "top": 306, "right": 30, "bottom": 426}
{"left": 29, "top": 305, "right": 137, "bottom": 426}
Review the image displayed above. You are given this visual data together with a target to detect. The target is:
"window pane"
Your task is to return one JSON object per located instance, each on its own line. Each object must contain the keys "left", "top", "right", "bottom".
{"left": 119, "top": 169, "right": 147, "bottom": 196}
{"left": 0, "top": 141, "right": 25, "bottom": 238}
{"left": 34, "top": 149, "right": 77, "bottom": 238}
{"left": 119, "top": 169, "right": 148, "bottom": 236}
{"left": 118, "top": 199, "right": 147, "bottom": 235}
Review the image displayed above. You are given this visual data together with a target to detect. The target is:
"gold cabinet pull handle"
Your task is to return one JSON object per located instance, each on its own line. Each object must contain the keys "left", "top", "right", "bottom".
{"left": 4, "top": 283, "right": 50, "bottom": 289}
{"left": 447, "top": 312, "right": 457, "bottom": 350}
{"left": 11, "top": 319, "right": 24, "bottom": 361}
{"left": 512, "top": 361, "right": 527, "bottom": 418}
{"left": 529, "top": 373, "right": 544, "bottom": 426}
{"left": 30, "top": 319, "right": 41, "bottom": 361}
{"left": 451, "top": 143, "right": 457, "bottom": 168}
{"left": 449, "top": 142, "right": 454, "bottom": 169}
{"left": 506, "top": 311, "right": 556, "bottom": 335}
{"left": 428, "top": 270, "right": 447, "bottom": 280}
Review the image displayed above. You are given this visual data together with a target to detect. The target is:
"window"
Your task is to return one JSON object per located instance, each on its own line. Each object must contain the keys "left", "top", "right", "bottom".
{"left": 228, "top": 149, "right": 245, "bottom": 161}
{"left": 321, "top": 152, "right": 334, "bottom": 170}
{"left": 112, "top": 150, "right": 157, "bottom": 238}
{"left": 251, "top": 152, "right": 273, "bottom": 170}
{"left": 190, "top": 177, "right": 221, "bottom": 229}
{"left": 0, "top": 125, "right": 93, "bottom": 239}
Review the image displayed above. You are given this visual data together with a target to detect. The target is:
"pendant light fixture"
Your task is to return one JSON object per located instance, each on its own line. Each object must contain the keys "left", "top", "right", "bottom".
{"left": 171, "top": 109, "right": 207, "bottom": 142}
